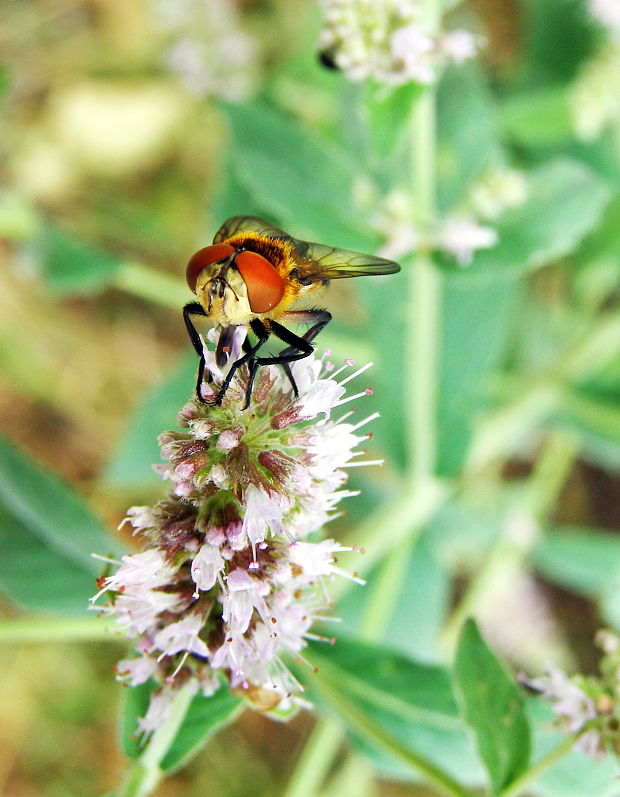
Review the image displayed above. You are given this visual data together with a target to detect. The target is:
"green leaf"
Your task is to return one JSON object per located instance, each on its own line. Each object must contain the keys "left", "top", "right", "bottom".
{"left": 37, "top": 226, "right": 123, "bottom": 295}
{"left": 500, "top": 87, "right": 573, "bottom": 147}
{"left": 358, "top": 271, "right": 408, "bottom": 468}
{"left": 306, "top": 638, "right": 482, "bottom": 784}
{"left": 361, "top": 264, "right": 523, "bottom": 476}
{"left": 576, "top": 192, "right": 620, "bottom": 268}
{"left": 453, "top": 619, "right": 530, "bottom": 795}
{"left": 209, "top": 155, "right": 274, "bottom": 229}
{"left": 437, "top": 65, "right": 501, "bottom": 213}
{"left": 0, "top": 438, "right": 125, "bottom": 614}
{"left": 120, "top": 680, "right": 242, "bottom": 771}
{"left": 467, "top": 159, "right": 611, "bottom": 273}
{"left": 437, "top": 269, "right": 523, "bottom": 475}
{"left": 336, "top": 532, "right": 450, "bottom": 663}
{"left": 533, "top": 525, "right": 620, "bottom": 595}
{"left": 103, "top": 353, "right": 197, "bottom": 489}
{"left": 222, "top": 100, "right": 377, "bottom": 250}
{"left": 559, "top": 389, "right": 620, "bottom": 472}
{"left": 160, "top": 689, "right": 242, "bottom": 772}
{"left": 361, "top": 81, "right": 423, "bottom": 166}
{"left": 120, "top": 681, "right": 155, "bottom": 759}
{"left": 520, "top": 0, "right": 598, "bottom": 88}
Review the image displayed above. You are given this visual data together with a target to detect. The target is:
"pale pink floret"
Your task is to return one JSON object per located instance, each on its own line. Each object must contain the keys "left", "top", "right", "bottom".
{"left": 191, "top": 542, "right": 225, "bottom": 591}
{"left": 154, "top": 613, "right": 210, "bottom": 659}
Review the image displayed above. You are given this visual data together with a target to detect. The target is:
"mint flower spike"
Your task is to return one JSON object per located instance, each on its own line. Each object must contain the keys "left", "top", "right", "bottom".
{"left": 523, "top": 630, "right": 620, "bottom": 759}
{"left": 92, "top": 331, "right": 380, "bottom": 726}
{"left": 317, "top": 0, "right": 480, "bottom": 86}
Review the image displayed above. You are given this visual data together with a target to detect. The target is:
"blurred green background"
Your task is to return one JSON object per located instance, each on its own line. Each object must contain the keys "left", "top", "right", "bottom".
{"left": 3, "top": 0, "right": 620, "bottom": 795}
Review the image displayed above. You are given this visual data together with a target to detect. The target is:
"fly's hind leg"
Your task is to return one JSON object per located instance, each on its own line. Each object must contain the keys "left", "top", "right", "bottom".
{"left": 249, "top": 310, "right": 332, "bottom": 400}
{"left": 277, "top": 309, "right": 332, "bottom": 396}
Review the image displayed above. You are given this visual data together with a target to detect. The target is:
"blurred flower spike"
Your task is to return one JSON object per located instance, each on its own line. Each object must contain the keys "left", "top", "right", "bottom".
{"left": 588, "top": 0, "right": 620, "bottom": 37}
{"left": 150, "top": 0, "right": 258, "bottom": 100}
{"left": 92, "top": 329, "right": 378, "bottom": 727}
{"left": 524, "top": 630, "right": 620, "bottom": 759}
{"left": 317, "top": 0, "right": 480, "bottom": 85}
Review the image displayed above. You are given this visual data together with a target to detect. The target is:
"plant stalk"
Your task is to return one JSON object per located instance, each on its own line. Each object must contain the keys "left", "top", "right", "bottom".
{"left": 117, "top": 685, "right": 195, "bottom": 797}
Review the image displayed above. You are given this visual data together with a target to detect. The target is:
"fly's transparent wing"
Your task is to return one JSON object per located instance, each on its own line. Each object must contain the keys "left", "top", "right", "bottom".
{"left": 214, "top": 217, "right": 401, "bottom": 280}
{"left": 213, "top": 216, "right": 293, "bottom": 244}
{"left": 291, "top": 239, "right": 401, "bottom": 281}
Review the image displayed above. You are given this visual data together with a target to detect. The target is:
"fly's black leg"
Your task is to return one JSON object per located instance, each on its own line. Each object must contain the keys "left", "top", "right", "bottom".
{"left": 217, "top": 318, "right": 270, "bottom": 406}
{"left": 183, "top": 302, "right": 209, "bottom": 402}
{"left": 253, "top": 312, "right": 331, "bottom": 398}
{"left": 278, "top": 310, "right": 332, "bottom": 396}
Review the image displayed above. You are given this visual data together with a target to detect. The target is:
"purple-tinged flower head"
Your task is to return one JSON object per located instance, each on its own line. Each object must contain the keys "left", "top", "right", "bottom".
{"left": 523, "top": 630, "right": 620, "bottom": 759}
{"left": 93, "top": 329, "right": 378, "bottom": 725}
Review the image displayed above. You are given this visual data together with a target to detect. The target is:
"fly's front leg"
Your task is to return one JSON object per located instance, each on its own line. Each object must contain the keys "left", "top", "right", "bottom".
{"left": 183, "top": 302, "right": 209, "bottom": 402}
{"left": 217, "top": 318, "right": 270, "bottom": 406}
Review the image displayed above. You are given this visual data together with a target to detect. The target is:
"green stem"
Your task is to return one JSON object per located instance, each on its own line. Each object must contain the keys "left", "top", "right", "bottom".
{"left": 117, "top": 685, "right": 195, "bottom": 797}
{"left": 282, "top": 718, "right": 345, "bottom": 797}
{"left": 407, "top": 88, "right": 441, "bottom": 484}
{"left": 113, "top": 262, "right": 191, "bottom": 309}
{"left": 0, "top": 616, "right": 113, "bottom": 643}
{"left": 497, "top": 733, "right": 579, "bottom": 797}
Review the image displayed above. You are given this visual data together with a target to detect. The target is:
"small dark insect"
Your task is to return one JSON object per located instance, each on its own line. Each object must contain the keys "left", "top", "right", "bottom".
{"left": 183, "top": 216, "right": 400, "bottom": 407}
{"left": 318, "top": 49, "right": 339, "bottom": 70}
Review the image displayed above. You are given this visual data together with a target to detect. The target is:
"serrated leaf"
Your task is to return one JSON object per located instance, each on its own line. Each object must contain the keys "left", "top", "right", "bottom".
{"left": 453, "top": 619, "right": 530, "bottom": 795}
{"left": 0, "top": 437, "right": 125, "bottom": 614}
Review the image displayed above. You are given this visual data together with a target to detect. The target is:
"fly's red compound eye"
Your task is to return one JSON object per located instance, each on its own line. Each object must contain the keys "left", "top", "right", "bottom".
{"left": 235, "top": 250, "right": 285, "bottom": 314}
{"left": 186, "top": 243, "right": 236, "bottom": 292}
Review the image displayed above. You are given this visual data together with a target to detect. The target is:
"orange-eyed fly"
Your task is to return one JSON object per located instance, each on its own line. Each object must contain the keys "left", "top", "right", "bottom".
{"left": 183, "top": 216, "right": 401, "bottom": 406}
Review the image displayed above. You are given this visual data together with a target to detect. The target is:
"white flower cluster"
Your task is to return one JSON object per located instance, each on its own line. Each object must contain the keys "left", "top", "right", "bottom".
{"left": 93, "top": 333, "right": 377, "bottom": 725}
{"left": 588, "top": 0, "right": 620, "bottom": 36}
{"left": 149, "top": 0, "right": 258, "bottom": 100}
{"left": 318, "top": 0, "right": 479, "bottom": 85}
{"left": 570, "top": 43, "right": 620, "bottom": 141}
{"left": 376, "top": 168, "right": 527, "bottom": 265}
